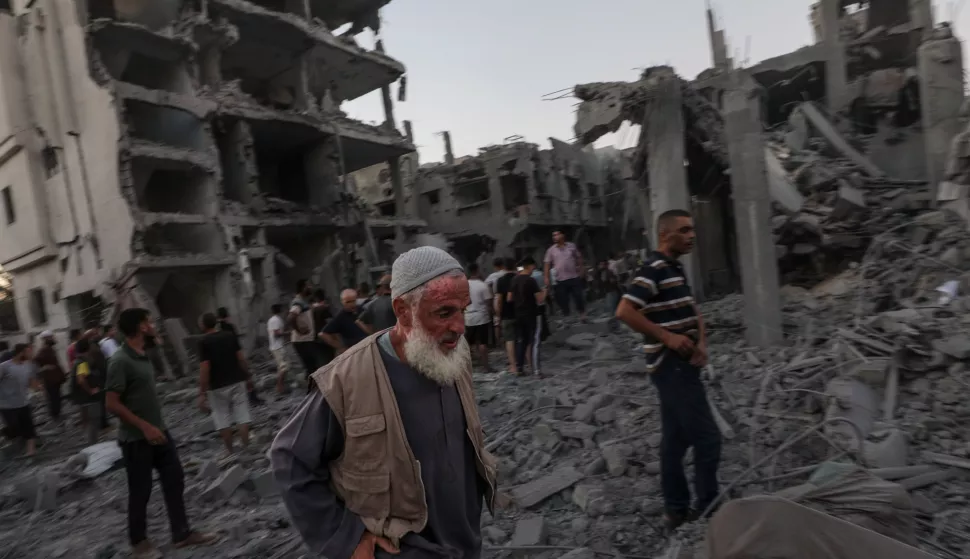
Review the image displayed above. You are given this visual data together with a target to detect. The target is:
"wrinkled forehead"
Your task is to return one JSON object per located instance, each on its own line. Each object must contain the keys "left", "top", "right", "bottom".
{"left": 418, "top": 274, "right": 470, "bottom": 310}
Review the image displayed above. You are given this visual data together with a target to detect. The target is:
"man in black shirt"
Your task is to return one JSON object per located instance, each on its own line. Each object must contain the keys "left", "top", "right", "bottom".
{"left": 216, "top": 307, "right": 237, "bottom": 336}
{"left": 197, "top": 313, "right": 252, "bottom": 457}
{"left": 320, "top": 289, "right": 367, "bottom": 354}
{"left": 493, "top": 257, "right": 518, "bottom": 374}
{"left": 509, "top": 256, "right": 545, "bottom": 376}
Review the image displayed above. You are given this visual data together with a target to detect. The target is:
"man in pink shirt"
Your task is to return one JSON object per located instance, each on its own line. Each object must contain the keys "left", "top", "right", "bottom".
{"left": 544, "top": 230, "right": 586, "bottom": 320}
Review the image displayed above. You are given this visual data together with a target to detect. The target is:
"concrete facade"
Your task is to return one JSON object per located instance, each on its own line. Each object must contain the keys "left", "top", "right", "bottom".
{"left": 0, "top": 0, "right": 413, "bottom": 370}
{"left": 400, "top": 139, "right": 620, "bottom": 267}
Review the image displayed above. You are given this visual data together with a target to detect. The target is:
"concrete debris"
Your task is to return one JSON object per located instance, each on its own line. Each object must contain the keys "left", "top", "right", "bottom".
{"left": 202, "top": 465, "right": 247, "bottom": 502}
{"left": 509, "top": 515, "right": 547, "bottom": 547}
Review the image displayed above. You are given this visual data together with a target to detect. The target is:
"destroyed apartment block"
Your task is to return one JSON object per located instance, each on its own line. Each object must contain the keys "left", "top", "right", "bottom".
{"left": 0, "top": 0, "right": 414, "bottom": 368}
{"left": 350, "top": 135, "right": 634, "bottom": 267}
{"left": 572, "top": 0, "right": 966, "bottom": 346}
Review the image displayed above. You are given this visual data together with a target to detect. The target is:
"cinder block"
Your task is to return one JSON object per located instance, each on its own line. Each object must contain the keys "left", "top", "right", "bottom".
{"left": 202, "top": 465, "right": 246, "bottom": 501}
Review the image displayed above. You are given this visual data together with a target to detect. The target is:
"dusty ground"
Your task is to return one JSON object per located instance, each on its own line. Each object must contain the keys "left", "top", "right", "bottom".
{"left": 3, "top": 268, "right": 970, "bottom": 559}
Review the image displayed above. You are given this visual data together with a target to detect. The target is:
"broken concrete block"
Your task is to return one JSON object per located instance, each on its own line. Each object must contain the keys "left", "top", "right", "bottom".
{"left": 825, "top": 378, "right": 877, "bottom": 440}
{"left": 864, "top": 429, "right": 908, "bottom": 468}
{"left": 588, "top": 368, "right": 609, "bottom": 387}
{"left": 531, "top": 423, "right": 560, "bottom": 449}
{"left": 831, "top": 183, "right": 867, "bottom": 220}
{"left": 249, "top": 470, "right": 279, "bottom": 500}
{"left": 510, "top": 466, "right": 584, "bottom": 508}
{"left": 572, "top": 484, "right": 613, "bottom": 515}
{"left": 482, "top": 525, "right": 507, "bottom": 543}
{"left": 786, "top": 108, "right": 809, "bottom": 151}
{"left": 509, "top": 516, "right": 546, "bottom": 547}
{"left": 202, "top": 465, "right": 246, "bottom": 501}
{"left": 600, "top": 445, "right": 628, "bottom": 477}
{"left": 16, "top": 472, "right": 58, "bottom": 511}
{"left": 572, "top": 394, "right": 610, "bottom": 423}
{"left": 932, "top": 335, "right": 970, "bottom": 359}
{"left": 198, "top": 460, "right": 221, "bottom": 481}
{"left": 852, "top": 359, "right": 889, "bottom": 387}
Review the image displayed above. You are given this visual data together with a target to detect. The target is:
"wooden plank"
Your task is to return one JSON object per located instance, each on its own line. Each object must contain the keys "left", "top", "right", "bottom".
{"left": 510, "top": 466, "right": 584, "bottom": 509}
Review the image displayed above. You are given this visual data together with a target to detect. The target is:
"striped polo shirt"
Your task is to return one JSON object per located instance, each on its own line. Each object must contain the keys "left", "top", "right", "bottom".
{"left": 622, "top": 251, "right": 698, "bottom": 373}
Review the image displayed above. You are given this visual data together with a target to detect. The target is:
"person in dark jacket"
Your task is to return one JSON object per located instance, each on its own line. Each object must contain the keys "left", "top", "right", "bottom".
{"left": 34, "top": 331, "right": 66, "bottom": 424}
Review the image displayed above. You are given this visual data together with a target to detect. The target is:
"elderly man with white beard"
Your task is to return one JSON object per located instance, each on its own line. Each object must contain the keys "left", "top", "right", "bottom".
{"left": 271, "top": 246, "right": 497, "bottom": 559}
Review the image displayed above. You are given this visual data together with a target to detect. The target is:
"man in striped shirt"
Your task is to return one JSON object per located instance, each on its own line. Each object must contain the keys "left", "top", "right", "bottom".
{"left": 615, "top": 209, "right": 721, "bottom": 532}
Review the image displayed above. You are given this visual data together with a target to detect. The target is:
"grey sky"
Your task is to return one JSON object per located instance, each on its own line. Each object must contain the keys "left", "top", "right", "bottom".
{"left": 344, "top": 0, "right": 962, "bottom": 163}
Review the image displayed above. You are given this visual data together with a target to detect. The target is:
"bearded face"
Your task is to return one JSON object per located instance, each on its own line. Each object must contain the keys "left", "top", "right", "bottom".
{"left": 396, "top": 274, "right": 471, "bottom": 386}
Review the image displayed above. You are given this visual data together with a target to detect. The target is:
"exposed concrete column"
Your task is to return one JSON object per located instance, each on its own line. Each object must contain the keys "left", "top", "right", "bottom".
{"left": 222, "top": 120, "right": 259, "bottom": 204}
{"left": 388, "top": 156, "right": 405, "bottom": 255}
{"left": 723, "top": 76, "right": 783, "bottom": 347}
{"left": 644, "top": 77, "right": 704, "bottom": 301}
{"left": 199, "top": 47, "right": 221, "bottom": 87}
{"left": 910, "top": 0, "right": 934, "bottom": 42}
{"left": 305, "top": 138, "right": 340, "bottom": 207}
{"left": 820, "top": 0, "right": 849, "bottom": 113}
{"left": 918, "top": 24, "right": 965, "bottom": 202}
{"left": 442, "top": 131, "right": 454, "bottom": 165}
{"left": 486, "top": 160, "right": 506, "bottom": 219}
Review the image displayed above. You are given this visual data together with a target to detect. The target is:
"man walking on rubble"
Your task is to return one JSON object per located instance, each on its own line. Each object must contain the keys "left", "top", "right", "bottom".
{"left": 0, "top": 343, "right": 39, "bottom": 457}
{"left": 357, "top": 275, "right": 397, "bottom": 334}
{"left": 105, "top": 308, "right": 217, "bottom": 558}
{"left": 289, "top": 279, "right": 321, "bottom": 383}
{"left": 271, "top": 246, "right": 497, "bottom": 559}
{"left": 34, "top": 331, "right": 66, "bottom": 425}
{"left": 615, "top": 209, "right": 721, "bottom": 532}
{"left": 544, "top": 230, "right": 586, "bottom": 321}
{"left": 197, "top": 312, "right": 253, "bottom": 457}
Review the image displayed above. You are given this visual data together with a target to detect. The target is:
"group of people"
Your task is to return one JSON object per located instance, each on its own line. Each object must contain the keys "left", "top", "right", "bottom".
{"left": 270, "top": 210, "right": 722, "bottom": 559}
{"left": 0, "top": 325, "right": 122, "bottom": 456}
{"left": 267, "top": 276, "right": 399, "bottom": 393}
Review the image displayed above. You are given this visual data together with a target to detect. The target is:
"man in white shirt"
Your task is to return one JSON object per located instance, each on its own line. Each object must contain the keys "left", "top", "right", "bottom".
{"left": 267, "top": 304, "right": 289, "bottom": 394}
{"left": 99, "top": 324, "right": 121, "bottom": 358}
{"left": 484, "top": 257, "right": 508, "bottom": 292}
{"left": 464, "top": 263, "right": 493, "bottom": 372}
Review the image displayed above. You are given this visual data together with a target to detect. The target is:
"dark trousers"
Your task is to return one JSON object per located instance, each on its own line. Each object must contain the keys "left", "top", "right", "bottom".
{"left": 650, "top": 356, "right": 721, "bottom": 514}
{"left": 44, "top": 382, "right": 62, "bottom": 420}
{"left": 121, "top": 432, "right": 190, "bottom": 546}
{"left": 514, "top": 315, "right": 540, "bottom": 372}
{"left": 293, "top": 342, "right": 320, "bottom": 376}
{"left": 554, "top": 277, "right": 586, "bottom": 315}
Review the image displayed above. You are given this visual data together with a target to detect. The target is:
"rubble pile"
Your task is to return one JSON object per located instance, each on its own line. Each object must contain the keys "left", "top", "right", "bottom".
{"left": 7, "top": 208, "right": 970, "bottom": 557}
{"left": 768, "top": 106, "right": 935, "bottom": 285}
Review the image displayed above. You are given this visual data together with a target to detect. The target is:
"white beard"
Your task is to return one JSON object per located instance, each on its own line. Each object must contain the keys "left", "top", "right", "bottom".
{"left": 403, "top": 324, "right": 470, "bottom": 386}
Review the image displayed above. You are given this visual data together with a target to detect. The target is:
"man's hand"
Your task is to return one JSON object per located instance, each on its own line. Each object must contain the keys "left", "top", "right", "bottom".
{"left": 198, "top": 394, "right": 209, "bottom": 414}
{"left": 142, "top": 424, "right": 167, "bottom": 445}
{"left": 690, "top": 343, "right": 708, "bottom": 367}
{"left": 662, "top": 332, "right": 695, "bottom": 357}
{"left": 350, "top": 532, "right": 399, "bottom": 559}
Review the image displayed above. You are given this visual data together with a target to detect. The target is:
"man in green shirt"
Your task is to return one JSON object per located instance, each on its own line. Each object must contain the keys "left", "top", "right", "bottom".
{"left": 105, "top": 308, "right": 217, "bottom": 559}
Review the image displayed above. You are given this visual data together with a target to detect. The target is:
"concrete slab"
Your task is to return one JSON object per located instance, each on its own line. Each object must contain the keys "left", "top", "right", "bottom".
{"left": 509, "top": 466, "right": 584, "bottom": 508}
{"left": 202, "top": 465, "right": 246, "bottom": 501}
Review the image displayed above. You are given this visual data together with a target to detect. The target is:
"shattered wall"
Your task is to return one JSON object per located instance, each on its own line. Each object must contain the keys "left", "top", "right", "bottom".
{"left": 0, "top": 0, "right": 415, "bottom": 362}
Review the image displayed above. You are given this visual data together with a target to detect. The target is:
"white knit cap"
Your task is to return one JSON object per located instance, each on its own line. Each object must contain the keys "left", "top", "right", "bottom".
{"left": 390, "top": 246, "right": 463, "bottom": 299}
{"left": 39, "top": 330, "right": 54, "bottom": 339}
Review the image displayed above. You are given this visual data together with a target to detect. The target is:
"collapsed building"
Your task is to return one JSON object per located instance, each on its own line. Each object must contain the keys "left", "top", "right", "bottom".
{"left": 0, "top": 0, "right": 414, "bottom": 372}
{"left": 351, "top": 133, "right": 640, "bottom": 267}
{"left": 573, "top": 0, "right": 964, "bottom": 347}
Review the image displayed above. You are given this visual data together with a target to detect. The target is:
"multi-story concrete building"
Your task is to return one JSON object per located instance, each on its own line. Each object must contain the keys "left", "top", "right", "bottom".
{"left": 406, "top": 138, "right": 623, "bottom": 266}
{"left": 0, "top": 0, "right": 413, "bottom": 371}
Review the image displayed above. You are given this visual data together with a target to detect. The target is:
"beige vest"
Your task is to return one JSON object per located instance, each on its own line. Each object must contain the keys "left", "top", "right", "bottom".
{"left": 311, "top": 332, "right": 497, "bottom": 545}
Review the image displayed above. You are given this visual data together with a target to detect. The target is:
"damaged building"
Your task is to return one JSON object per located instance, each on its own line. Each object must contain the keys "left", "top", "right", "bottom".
{"left": 357, "top": 133, "right": 636, "bottom": 267}
{"left": 0, "top": 0, "right": 414, "bottom": 372}
{"left": 574, "top": 0, "right": 964, "bottom": 347}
